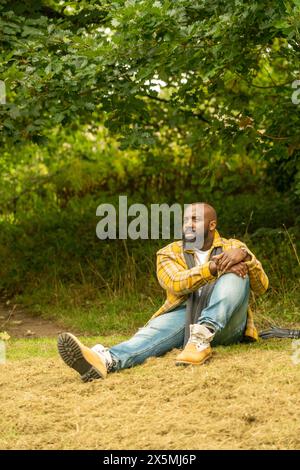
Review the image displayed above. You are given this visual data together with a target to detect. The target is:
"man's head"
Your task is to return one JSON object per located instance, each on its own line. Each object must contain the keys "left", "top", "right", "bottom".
{"left": 183, "top": 202, "right": 217, "bottom": 249}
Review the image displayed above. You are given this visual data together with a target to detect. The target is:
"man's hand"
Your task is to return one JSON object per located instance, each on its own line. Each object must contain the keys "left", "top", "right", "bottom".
{"left": 209, "top": 260, "right": 218, "bottom": 276}
{"left": 224, "top": 262, "right": 248, "bottom": 279}
{"left": 212, "top": 248, "right": 249, "bottom": 272}
{"left": 209, "top": 259, "right": 248, "bottom": 278}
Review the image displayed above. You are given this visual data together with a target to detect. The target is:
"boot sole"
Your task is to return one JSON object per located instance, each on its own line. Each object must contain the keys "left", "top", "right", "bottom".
{"left": 57, "top": 333, "right": 107, "bottom": 382}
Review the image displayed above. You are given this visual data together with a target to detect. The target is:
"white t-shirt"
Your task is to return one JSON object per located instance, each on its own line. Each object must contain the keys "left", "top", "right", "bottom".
{"left": 194, "top": 248, "right": 210, "bottom": 295}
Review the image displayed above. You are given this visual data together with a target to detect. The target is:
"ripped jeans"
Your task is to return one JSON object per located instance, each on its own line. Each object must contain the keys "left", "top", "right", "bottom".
{"left": 108, "top": 273, "right": 250, "bottom": 371}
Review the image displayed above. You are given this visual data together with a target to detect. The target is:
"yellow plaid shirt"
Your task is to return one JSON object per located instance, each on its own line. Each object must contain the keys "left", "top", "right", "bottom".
{"left": 151, "top": 230, "right": 269, "bottom": 341}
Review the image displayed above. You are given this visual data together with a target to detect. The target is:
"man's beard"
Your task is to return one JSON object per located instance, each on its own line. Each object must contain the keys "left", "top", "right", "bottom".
{"left": 183, "top": 228, "right": 209, "bottom": 249}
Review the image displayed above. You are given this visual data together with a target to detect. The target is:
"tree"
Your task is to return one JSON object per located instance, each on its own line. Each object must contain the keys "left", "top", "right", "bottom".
{"left": 1, "top": 0, "right": 300, "bottom": 195}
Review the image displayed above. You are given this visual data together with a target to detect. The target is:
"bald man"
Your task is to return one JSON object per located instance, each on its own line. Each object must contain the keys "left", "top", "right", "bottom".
{"left": 58, "top": 202, "right": 269, "bottom": 382}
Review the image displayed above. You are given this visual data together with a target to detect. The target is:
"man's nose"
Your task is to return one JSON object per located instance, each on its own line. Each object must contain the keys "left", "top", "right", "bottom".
{"left": 184, "top": 223, "right": 195, "bottom": 231}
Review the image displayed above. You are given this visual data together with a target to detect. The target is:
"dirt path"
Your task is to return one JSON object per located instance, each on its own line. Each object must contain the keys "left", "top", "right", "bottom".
{"left": 0, "top": 302, "right": 67, "bottom": 338}
{"left": 1, "top": 339, "right": 300, "bottom": 450}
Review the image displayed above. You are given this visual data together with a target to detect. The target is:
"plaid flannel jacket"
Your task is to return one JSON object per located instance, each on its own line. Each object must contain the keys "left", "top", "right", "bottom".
{"left": 151, "top": 230, "right": 269, "bottom": 341}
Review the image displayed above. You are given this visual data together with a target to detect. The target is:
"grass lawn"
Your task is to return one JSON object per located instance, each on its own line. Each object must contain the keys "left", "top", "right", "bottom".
{"left": 1, "top": 336, "right": 300, "bottom": 450}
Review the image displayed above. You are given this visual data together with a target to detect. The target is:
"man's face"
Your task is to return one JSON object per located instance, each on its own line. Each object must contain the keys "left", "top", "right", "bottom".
{"left": 183, "top": 204, "right": 209, "bottom": 248}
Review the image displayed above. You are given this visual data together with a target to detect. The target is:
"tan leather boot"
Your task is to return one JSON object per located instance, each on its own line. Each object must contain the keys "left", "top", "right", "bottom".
{"left": 175, "top": 324, "right": 215, "bottom": 366}
{"left": 58, "top": 332, "right": 110, "bottom": 382}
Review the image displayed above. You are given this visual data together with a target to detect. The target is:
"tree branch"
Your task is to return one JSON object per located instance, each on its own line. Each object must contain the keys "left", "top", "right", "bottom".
{"left": 256, "top": 130, "right": 290, "bottom": 141}
{"left": 143, "top": 94, "right": 210, "bottom": 123}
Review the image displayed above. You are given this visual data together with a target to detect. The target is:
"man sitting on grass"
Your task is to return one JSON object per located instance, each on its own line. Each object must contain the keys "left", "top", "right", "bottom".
{"left": 58, "top": 202, "right": 269, "bottom": 382}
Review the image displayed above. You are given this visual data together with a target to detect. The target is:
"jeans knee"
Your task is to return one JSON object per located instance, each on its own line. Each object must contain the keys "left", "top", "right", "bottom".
{"left": 218, "top": 272, "right": 249, "bottom": 289}
{"left": 215, "top": 273, "right": 250, "bottom": 305}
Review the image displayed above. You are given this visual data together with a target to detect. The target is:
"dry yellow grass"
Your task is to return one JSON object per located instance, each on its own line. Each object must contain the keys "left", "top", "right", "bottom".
{"left": 1, "top": 340, "right": 300, "bottom": 450}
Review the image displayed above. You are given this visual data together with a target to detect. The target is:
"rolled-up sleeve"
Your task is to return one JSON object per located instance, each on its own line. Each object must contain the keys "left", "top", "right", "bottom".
{"left": 237, "top": 242, "right": 269, "bottom": 295}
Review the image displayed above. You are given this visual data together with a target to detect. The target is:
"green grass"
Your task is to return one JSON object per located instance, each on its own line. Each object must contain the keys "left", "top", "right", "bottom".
{"left": 3, "top": 215, "right": 299, "bottom": 336}
{"left": 16, "top": 286, "right": 164, "bottom": 334}
{"left": 4, "top": 335, "right": 293, "bottom": 362}
{"left": 13, "top": 278, "right": 300, "bottom": 337}
{"left": 252, "top": 284, "right": 300, "bottom": 328}
{"left": 6, "top": 335, "right": 130, "bottom": 361}
{"left": 7, "top": 227, "right": 300, "bottom": 338}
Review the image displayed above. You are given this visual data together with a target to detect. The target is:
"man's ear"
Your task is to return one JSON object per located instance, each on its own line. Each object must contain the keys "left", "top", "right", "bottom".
{"left": 209, "top": 220, "right": 217, "bottom": 231}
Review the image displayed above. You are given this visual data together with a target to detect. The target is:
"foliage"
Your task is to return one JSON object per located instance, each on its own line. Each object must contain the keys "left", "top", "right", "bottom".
{"left": 1, "top": 0, "right": 300, "bottom": 194}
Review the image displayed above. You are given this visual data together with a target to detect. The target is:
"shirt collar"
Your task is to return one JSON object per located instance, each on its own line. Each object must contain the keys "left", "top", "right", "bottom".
{"left": 183, "top": 229, "right": 223, "bottom": 253}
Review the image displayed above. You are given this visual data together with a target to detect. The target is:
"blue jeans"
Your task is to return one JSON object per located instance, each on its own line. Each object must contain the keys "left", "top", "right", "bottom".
{"left": 109, "top": 273, "right": 250, "bottom": 371}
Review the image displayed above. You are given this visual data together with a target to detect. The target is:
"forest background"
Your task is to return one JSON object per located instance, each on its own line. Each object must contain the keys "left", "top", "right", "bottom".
{"left": 0, "top": 0, "right": 299, "bottom": 335}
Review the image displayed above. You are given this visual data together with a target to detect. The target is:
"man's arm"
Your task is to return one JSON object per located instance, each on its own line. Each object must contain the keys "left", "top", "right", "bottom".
{"left": 156, "top": 252, "right": 217, "bottom": 295}
{"left": 213, "top": 243, "right": 269, "bottom": 295}
{"left": 241, "top": 244, "right": 269, "bottom": 295}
